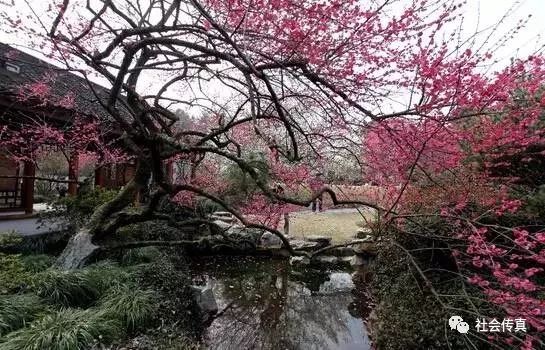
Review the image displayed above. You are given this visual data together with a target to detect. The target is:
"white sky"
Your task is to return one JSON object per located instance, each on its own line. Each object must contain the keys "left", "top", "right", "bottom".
{"left": 1, "top": 0, "right": 544, "bottom": 55}
{"left": 0, "top": 0, "right": 544, "bottom": 91}
{"left": 463, "top": 0, "right": 545, "bottom": 59}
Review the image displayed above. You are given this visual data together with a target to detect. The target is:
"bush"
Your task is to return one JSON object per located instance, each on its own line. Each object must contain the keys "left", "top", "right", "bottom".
{"left": 369, "top": 227, "right": 498, "bottom": 350}
{"left": 39, "top": 188, "right": 119, "bottom": 231}
{"left": 222, "top": 151, "right": 270, "bottom": 202}
{"left": 31, "top": 269, "right": 100, "bottom": 307}
{"left": 138, "top": 256, "right": 202, "bottom": 338}
{"left": 115, "top": 221, "right": 185, "bottom": 244}
{"left": 0, "top": 253, "right": 32, "bottom": 294}
{"left": 0, "top": 308, "right": 122, "bottom": 350}
{"left": 99, "top": 284, "right": 157, "bottom": 331}
{"left": 121, "top": 247, "right": 162, "bottom": 266}
{"left": 0, "top": 232, "right": 22, "bottom": 251}
{"left": 0, "top": 294, "right": 46, "bottom": 336}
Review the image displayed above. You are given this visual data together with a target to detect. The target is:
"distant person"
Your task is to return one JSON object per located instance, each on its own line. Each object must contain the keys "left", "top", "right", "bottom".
{"left": 309, "top": 172, "right": 324, "bottom": 212}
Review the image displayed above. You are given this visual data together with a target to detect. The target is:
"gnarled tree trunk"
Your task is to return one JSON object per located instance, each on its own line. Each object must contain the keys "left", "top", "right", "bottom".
{"left": 55, "top": 157, "right": 151, "bottom": 269}
{"left": 55, "top": 229, "right": 100, "bottom": 269}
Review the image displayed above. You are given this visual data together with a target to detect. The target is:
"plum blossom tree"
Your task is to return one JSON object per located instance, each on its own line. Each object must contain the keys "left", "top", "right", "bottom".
{"left": 363, "top": 57, "right": 545, "bottom": 348}
{"left": 1, "top": 1, "right": 544, "bottom": 347}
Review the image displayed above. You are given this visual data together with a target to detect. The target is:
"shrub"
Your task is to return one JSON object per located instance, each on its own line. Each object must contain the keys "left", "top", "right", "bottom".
{"left": 39, "top": 188, "right": 119, "bottom": 231}
{"left": 138, "top": 256, "right": 202, "bottom": 338}
{"left": 99, "top": 284, "right": 157, "bottom": 331}
{"left": 0, "top": 308, "right": 122, "bottom": 350}
{"left": 369, "top": 227, "right": 497, "bottom": 350}
{"left": 0, "top": 253, "right": 32, "bottom": 294}
{"left": 121, "top": 247, "right": 162, "bottom": 266}
{"left": 115, "top": 221, "right": 185, "bottom": 244}
{"left": 31, "top": 269, "right": 100, "bottom": 307}
{"left": 0, "top": 232, "right": 22, "bottom": 250}
{"left": 0, "top": 294, "right": 46, "bottom": 336}
{"left": 222, "top": 151, "right": 270, "bottom": 203}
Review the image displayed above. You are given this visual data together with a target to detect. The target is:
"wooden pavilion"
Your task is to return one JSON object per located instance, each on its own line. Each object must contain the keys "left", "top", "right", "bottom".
{"left": 0, "top": 43, "right": 135, "bottom": 216}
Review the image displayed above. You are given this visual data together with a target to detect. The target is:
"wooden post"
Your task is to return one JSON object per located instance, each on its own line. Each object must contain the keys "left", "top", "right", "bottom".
{"left": 283, "top": 213, "right": 290, "bottom": 236}
{"left": 22, "top": 160, "right": 35, "bottom": 214}
{"left": 68, "top": 152, "right": 79, "bottom": 196}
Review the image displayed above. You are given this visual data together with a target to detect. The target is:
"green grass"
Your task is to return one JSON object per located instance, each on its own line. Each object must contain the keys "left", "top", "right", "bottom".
{"left": 0, "top": 308, "right": 122, "bottom": 350}
{"left": 30, "top": 261, "right": 136, "bottom": 307}
{"left": 20, "top": 255, "right": 55, "bottom": 273}
{"left": 0, "top": 231, "right": 22, "bottom": 248}
{"left": 31, "top": 269, "right": 100, "bottom": 307}
{"left": 84, "top": 261, "right": 134, "bottom": 292}
{"left": 0, "top": 253, "right": 32, "bottom": 294}
{"left": 0, "top": 253, "right": 192, "bottom": 349}
{"left": 99, "top": 284, "right": 157, "bottom": 331}
{"left": 0, "top": 294, "right": 46, "bottom": 336}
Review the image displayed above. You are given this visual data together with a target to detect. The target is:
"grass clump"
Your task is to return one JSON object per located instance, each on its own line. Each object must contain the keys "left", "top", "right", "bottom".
{"left": 99, "top": 284, "right": 157, "bottom": 331}
{"left": 0, "top": 308, "right": 122, "bottom": 350}
{"left": 0, "top": 253, "right": 32, "bottom": 294}
{"left": 0, "top": 231, "right": 22, "bottom": 250}
{"left": 30, "top": 262, "right": 134, "bottom": 307}
{"left": 31, "top": 269, "right": 99, "bottom": 307}
{"left": 84, "top": 261, "right": 134, "bottom": 293}
{"left": 20, "top": 254, "right": 55, "bottom": 273}
{"left": 0, "top": 294, "right": 46, "bottom": 336}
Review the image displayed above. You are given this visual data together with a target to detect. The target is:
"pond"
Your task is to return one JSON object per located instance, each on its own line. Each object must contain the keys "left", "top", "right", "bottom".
{"left": 189, "top": 256, "right": 373, "bottom": 350}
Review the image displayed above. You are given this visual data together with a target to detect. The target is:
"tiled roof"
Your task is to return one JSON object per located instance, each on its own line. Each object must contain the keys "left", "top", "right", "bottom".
{"left": 0, "top": 43, "right": 126, "bottom": 121}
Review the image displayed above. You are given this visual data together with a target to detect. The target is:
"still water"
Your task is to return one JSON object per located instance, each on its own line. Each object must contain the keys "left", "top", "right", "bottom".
{"left": 190, "top": 257, "right": 373, "bottom": 350}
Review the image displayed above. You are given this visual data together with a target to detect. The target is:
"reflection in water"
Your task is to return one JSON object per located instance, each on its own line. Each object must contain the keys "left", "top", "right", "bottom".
{"left": 190, "top": 257, "right": 372, "bottom": 350}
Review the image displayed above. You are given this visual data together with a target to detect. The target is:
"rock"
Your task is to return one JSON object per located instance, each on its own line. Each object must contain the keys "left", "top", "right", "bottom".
{"left": 290, "top": 256, "right": 311, "bottom": 265}
{"left": 350, "top": 255, "right": 365, "bottom": 266}
{"left": 290, "top": 239, "right": 320, "bottom": 251}
{"left": 305, "top": 235, "right": 332, "bottom": 247}
{"left": 210, "top": 219, "right": 233, "bottom": 233}
{"left": 269, "top": 247, "right": 291, "bottom": 257}
{"left": 329, "top": 247, "right": 355, "bottom": 257}
{"left": 209, "top": 215, "right": 236, "bottom": 224}
{"left": 339, "top": 256, "right": 353, "bottom": 264}
{"left": 212, "top": 211, "right": 233, "bottom": 217}
{"left": 353, "top": 242, "right": 377, "bottom": 256}
{"left": 259, "top": 231, "right": 283, "bottom": 248}
{"left": 209, "top": 211, "right": 237, "bottom": 225}
{"left": 190, "top": 283, "right": 218, "bottom": 324}
{"left": 318, "top": 272, "right": 355, "bottom": 293}
{"left": 314, "top": 255, "right": 338, "bottom": 264}
{"left": 355, "top": 228, "right": 373, "bottom": 239}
